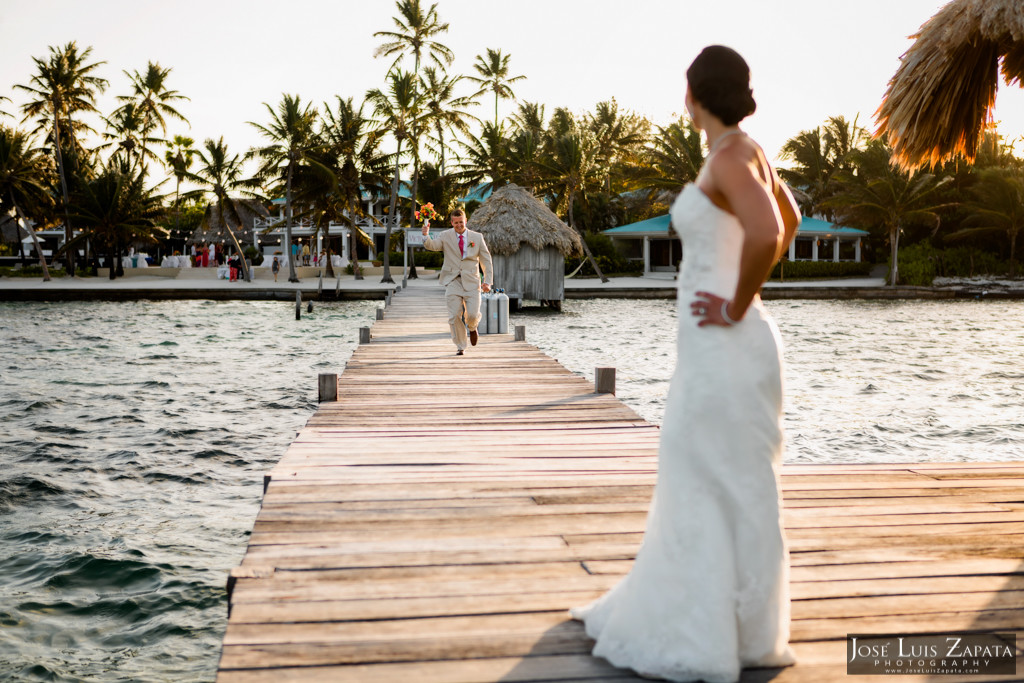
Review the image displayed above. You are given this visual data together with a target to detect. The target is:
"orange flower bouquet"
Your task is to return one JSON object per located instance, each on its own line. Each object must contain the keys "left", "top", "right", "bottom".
{"left": 414, "top": 202, "right": 440, "bottom": 225}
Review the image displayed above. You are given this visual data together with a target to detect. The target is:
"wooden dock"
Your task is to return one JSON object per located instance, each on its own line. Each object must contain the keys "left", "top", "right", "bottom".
{"left": 219, "top": 280, "right": 1024, "bottom": 682}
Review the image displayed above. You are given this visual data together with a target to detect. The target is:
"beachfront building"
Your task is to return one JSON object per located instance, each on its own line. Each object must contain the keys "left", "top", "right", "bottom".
{"left": 252, "top": 189, "right": 411, "bottom": 266}
{"left": 602, "top": 214, "right": 868, "bottom": 275}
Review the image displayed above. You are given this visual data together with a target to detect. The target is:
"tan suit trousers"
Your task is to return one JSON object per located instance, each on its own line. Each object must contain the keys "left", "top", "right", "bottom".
{"left": 446, "top": 276, "right": 481, "bottom": 350}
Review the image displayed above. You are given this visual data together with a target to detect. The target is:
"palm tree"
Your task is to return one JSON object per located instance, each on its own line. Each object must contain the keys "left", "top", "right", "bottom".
{"left": 0, "top": 126, "right": 55, "bottom": 279}
{"left": 828, "top": 140, "right": 953, "bottom": 285}
{"left": 320, "top": 97, "right": 391, "bottom": 279}
{"left": 539, "top": 128, "right": 608, "bottom": 282}
{"left": 467, "top": 48, "right": 526, "bottom": 127}
{"left": 249, "top": 94, "right": 323, "bottom": 283}
{"left": 948, "top": 167, "right": 1024, "bottom": 276}
{"left": 99, "top": 101, "right": 160, "bottom": 169}
{"left": 189, "top": 137, "right": 266, "bottom": 282}
{"left": 588, "top": 99, "right": 649, "bottom": 194}
{"left": 641, "top": 115, "right": 704, "bottom": 198}
{"left": 511, "top": 101, "right": 546, "bottom": 137}
{"left": 374, "top": 1, "right": 454, "bottom": 277}
{"left": 0, "top": 95, "right": 11, "bottom": 119}
{"left": 373, "top": 0, "right": 453, "bottom": 74}
{"left": 165, "top": 135, "right": 197, "bottom": 248}
{"left": 16, "top": 42, "right": 108, "bottom": 273}
{"left": 779, "top": 115, "right": 867, "bottom": 219}
{"left": 115, "top": 61, "right": 189, "bottom": 177}
{"left": 421, "top": 66, "right": 478, "bottom": 186}
{"left": 67, "top": 163, "right": 166, "bottom": 279}
{"left": 366, "top": 70, "right": 425, "bottom": 283}
{"left": 454, "top": 121, "right": 509, "bottom": 196}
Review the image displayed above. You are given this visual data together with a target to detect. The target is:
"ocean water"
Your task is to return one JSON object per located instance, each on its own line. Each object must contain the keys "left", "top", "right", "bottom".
{"left": 514, "top": 298, "right": 1024, "bottom": 463}
{"left": 0, "top": 300, "right": 376, "bottom": 681}
{"left": 2, "top": 297, "right": 1023, "bottom": 680}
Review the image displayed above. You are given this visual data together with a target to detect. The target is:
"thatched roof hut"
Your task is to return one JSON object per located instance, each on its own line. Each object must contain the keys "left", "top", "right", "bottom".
{"left": 189, "top": 199, "right": 268, "bottom": 245}
{"left": 876, "top": 0, "right": 1024, "bottom": 169}
{"left": 468, "top": 184, "right": 583, "bottom": 258}
{"left": 467, "top": 184, "right": 582, "bottom": 307}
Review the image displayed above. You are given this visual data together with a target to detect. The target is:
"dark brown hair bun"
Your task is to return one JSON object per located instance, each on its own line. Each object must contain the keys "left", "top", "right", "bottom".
{"left": 686, "top": 45, "right": 756, "bottom": 126}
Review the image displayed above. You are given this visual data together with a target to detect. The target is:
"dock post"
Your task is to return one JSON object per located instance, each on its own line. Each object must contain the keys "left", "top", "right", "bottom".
{"left": 295, "top": 292, "right": 301, "bottom": 320}
{"left": 318, "top": 373, "right": 338, "bottom": 402}
{"left": 318, "top": 272, "right": 323, "bottom": 296}
{"left": 376, "top": 308, "right": 385, "bottom": 320}
{"left": 595, "top": 367, "right": 616, "bottom": 394}
{"left": 359, "top": 327, "right": 371, "bottom": 344}
{"left": 514, "top": 325, "right": 527, "bottom": 342}
{"left": 335, "top": 276, "right": 341, "bottom": 297}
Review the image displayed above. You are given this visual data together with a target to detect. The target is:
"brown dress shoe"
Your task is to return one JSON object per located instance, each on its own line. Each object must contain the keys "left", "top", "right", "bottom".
{"left": 469, "top": 329, "right": 478, "bottom": 346}
{"left": 456, "top": 349, "right": 464, "bottom": 356}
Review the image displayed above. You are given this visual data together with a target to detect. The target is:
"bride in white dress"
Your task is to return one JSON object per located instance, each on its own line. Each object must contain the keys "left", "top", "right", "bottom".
{"left": 571, "top": 45, "right": 802, "bottom": 683}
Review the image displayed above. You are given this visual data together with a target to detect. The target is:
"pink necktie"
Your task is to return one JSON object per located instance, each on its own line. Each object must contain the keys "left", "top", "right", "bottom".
{"left": 458, "top": 233, "right": 464, "bottom": 257}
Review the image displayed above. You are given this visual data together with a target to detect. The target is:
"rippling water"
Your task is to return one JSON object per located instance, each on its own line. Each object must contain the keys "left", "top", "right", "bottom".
{"left": 514, "top": 298, "right": 1024, "bottom": 463}
{"left": 0, "top": 300, "right": 375, "bottom": 681}
{"left": 2, "top": 297, "right": 1023, "bottom": 680}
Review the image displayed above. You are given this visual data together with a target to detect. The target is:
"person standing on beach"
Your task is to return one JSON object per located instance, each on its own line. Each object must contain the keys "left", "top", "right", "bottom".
{"left": 421, "top": 208, "right": 493, "bottom": 356}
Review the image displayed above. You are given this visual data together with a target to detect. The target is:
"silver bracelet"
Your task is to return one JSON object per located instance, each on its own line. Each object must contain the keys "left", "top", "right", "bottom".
{"left": 720, "top": 300, "right": 740, "bottom": 325}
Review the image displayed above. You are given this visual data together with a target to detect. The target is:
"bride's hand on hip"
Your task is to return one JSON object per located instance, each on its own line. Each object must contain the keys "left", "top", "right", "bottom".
{"left": 692, "top": 291, "right": 737, "bottom": 327}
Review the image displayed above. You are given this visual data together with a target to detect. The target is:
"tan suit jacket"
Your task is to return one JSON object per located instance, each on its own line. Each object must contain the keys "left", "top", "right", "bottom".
{"left": 423, "top": 228, "right": 493, "bottom": 294}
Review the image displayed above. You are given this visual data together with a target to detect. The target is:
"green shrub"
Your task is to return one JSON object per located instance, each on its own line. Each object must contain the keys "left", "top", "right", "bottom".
{"left": 768, "top": 260, "right": 873, "bottom": 280}
{"left": 894, "top": 243, "right": 1008, "bottom": 285}
{"left": 411, "top": 250, "right": 444, "bottom": 268}
{"left": 0, "top": 264, "right": 49, "bottom": 278}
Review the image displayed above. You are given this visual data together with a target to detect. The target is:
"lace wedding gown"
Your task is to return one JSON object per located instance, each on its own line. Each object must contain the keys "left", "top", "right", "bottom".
{"left": 571, "top": 184, "right": 796, "bottom": 682}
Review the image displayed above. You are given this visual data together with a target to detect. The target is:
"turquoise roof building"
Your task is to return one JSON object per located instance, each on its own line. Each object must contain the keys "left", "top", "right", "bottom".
{"left": 603, "top": 214, "right": 868, "bottom": 275}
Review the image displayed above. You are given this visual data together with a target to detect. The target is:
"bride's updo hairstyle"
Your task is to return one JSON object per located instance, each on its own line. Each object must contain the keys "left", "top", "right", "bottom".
{"left": 686, "top": 45, "right": 756, "bottom": 126}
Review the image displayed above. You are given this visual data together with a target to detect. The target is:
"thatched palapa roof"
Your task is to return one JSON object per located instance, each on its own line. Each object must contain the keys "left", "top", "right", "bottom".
{"left": 190, "top": 199, "right": 268, "bottom": 244}
{"left": 876, "top": 0, "right": 1024, "bottom": 169}
{"left": 467, "top": 184, "right": 583, "bottom": 258}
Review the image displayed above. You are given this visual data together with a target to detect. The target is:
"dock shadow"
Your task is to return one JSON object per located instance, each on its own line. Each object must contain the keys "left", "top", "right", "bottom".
{"left": 495, "top": 617, "right": 789, "bottom": 682}
{"left": 495, "top": 393, "right": 604, "bottom": 417}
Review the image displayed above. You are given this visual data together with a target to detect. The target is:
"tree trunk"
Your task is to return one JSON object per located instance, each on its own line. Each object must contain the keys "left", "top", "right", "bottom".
{"left": 889, "top": 225, "right": 900, "bottom": 286}
{"left": 409, "top": 154, "right": 419, "bottom": 279}
{"left": 382, "top": 140, "right": 402, "bottom": 284}
{"left": 569, "top": 192, "right": 608, "bottom": 283}
{"left": 52, "top": 113, "right": 75, "bottom": 275}
{"left": 108, "top": 243, "right": 117, "bottom": 280}
{"left": 115, "top": 239, "right": 125, "bottom": 278}
{"left": 286, "top": 159, "right": 298, "bottom": 282}
{"left": 222, "top": 211, "right": 252, "bottom": 283}
{"left": 10, "top": 193, "right": 50, "bottom": 281}
{"left": 324, "top": 232, "right": 336, "bottom": 279}
{"left": 1009, "top": 228, "right": 1018, "bottom": 278}
{"left": 350, "top": 227, "right": 363, "bottom": 280}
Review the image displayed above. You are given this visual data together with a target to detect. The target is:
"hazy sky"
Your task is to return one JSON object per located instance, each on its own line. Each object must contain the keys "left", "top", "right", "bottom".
{"left": 3, "top": 0, "right": 1023, "bottom": 178}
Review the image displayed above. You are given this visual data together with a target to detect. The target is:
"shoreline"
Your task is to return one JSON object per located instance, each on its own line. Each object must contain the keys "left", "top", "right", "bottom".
{"left": 1, "top": 272, "right": 1022, "bottom": 301}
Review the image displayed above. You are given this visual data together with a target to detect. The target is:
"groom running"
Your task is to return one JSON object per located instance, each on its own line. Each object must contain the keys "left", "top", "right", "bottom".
{"left": 422, "top": 208, "right": 493, "bottom": 356}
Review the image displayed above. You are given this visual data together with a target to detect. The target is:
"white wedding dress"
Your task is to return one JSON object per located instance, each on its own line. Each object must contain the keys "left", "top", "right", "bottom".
{"left": 571, "top": 183, "right": 796, "bottom": 682}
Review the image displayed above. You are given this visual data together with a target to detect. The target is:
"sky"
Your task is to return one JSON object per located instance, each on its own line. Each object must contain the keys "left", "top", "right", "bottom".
{"left": 3, "top": 0, "right": 1024, "bottom": 184}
